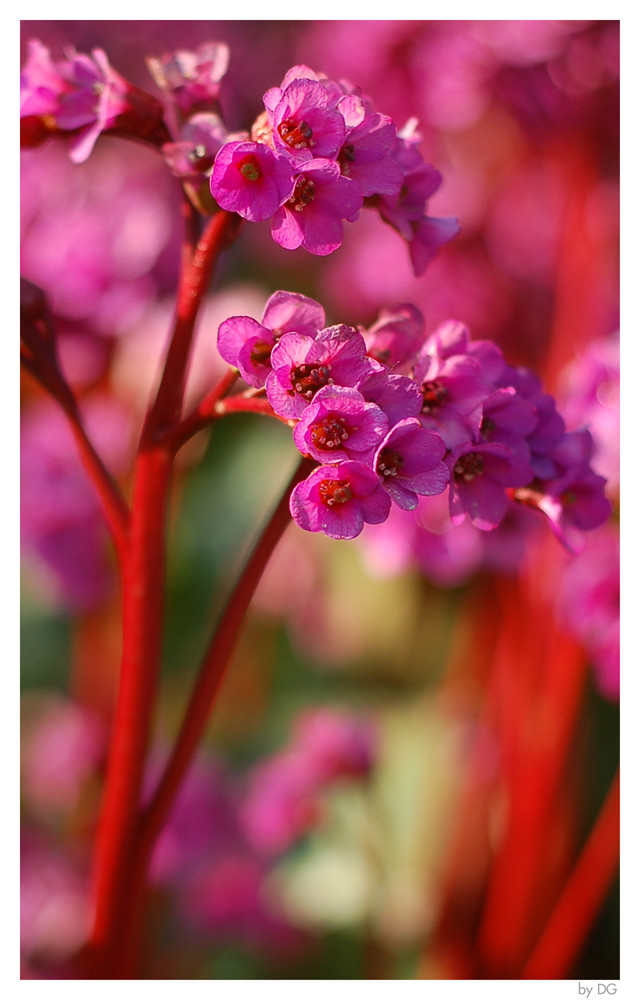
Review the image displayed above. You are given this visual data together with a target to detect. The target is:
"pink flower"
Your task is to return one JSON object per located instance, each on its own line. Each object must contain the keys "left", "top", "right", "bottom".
{"left": 290, "top": 461, "right": 391, "bottom": 540}
{"left": 448, "top": 441, "right": 533, "bottom": 530}
{"left": 374, "top": 418, "right": 449, "bottom": 510}
{"left": 362, "top": 303, "right": 426, "bottom": 369}
{"left": 266, "top": 324, "right": 374, "bottom": 419}
{"left": 21, "top": 40, "right": 165, "bottom": 163}
{"left": 147, "top": 41, "right": 230, "bottom": 118}
{"left": 217, "top": 290, "right": 325, "bottom": 387}
{"left": 293, "top": 385, "right": 388, "bottom": 463}
{"left": 271, "top": 158, "right": 363, "bottom": 255}
{"left": 162, "top": 112, "right": 227, "bottom": 180}
{"left": 211, "top": 140, "right": 295, "bottom": 222}
{"left": 270, "top": 77, "right": 346, "bottom": 162}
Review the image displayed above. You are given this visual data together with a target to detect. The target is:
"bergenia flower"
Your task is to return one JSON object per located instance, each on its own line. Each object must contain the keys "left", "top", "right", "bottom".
{"left": 269, "top": 78, "right": 346, "bottom": 162}
{"left": 448, "top": 441, "right": 534, "bottom": 530}
{"left": 267, "top": 324, "right": 374, "bottom": 419}
{"left": 147, "top": 42, "right": 230, "bottom": 118}
{"left": 211, "top": 140, "right": 296, "bottom": 222}
{"left": 21, "top": 41, "right": 165, "bottom": 163}
{"left": 335, "top": 94, "right": 404, "bottom": 196}
{"left": 293, "top": 385, "right": 388, "bottom": 463}
{"left": 356, "top": 370, "right": 424, "bottom": 427}
{"left": 374, "top": 418, "right": 449, "bottom": 510}
{"left": 413, "top": 352, "right": 490, "bottom": 449}
{"left": 162, "top": 113, "right": 228, "bottom": 180}
{"left": 270, "top": 158, "right": 363, "bottom": 255}
{"left": 217, "top": 291, "right": 325, "bottom": 388}
{"left": 479, "top": 387, "right": 538, "bottom": 461}
{"left": 362, "top": 303, "right": 426, "bottom": 369}
{"left": 290, "top": 461, "right": 391, "bottom": 540}
{"left": 531, "top": 430, "right": 612, "bottom": 551}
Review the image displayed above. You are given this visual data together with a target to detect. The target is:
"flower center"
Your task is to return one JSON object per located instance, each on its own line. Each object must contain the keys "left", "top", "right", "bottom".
{"left": 377, "top": 448, "right": 404, "bottom": 478}
{"left": 287, "top": 175, "right": 316, "bottom": 213}
{"left": 453, "top": 452, "right": 484, "bottom": 482}
{"left": 318, "top": 478, "right": 353, "bottom": 506}
{"left": 421, "top": 379, "right": 449, "bottom": 414}
{"left": 338, "top": 142, "right": 356, "bottom": 176}
{"left": 277, "top": 117, "right": 314, "bottom": 150}
{"left": 310, "top": 416, "right": 350, "bottom": 450}
{"left": 250, "top": 340, "right": 273, "bottom": 366}
{"left": 237, "top": 153, "right": 262, "bottom": 182}
{"left": 290, "top": 363, "right": 332, "bottom": 400}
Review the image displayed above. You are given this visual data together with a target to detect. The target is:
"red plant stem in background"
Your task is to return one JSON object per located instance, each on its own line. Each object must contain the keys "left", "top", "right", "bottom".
{"left": 85, "top": 209, "right": 240, "bottom": 978}
{"left": 522, "top": 768, "right": 620, "bottom": 979}
{"left": 543, "top": 137, "right": 613, "bottom": 393}
{"left": 476, "top": 569, "right": 590, "bottom": 976}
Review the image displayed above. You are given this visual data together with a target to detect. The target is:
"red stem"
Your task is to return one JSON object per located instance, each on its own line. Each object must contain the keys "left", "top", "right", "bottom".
{"left": 63, "top": 400, "right": 130, "bottom": 565}
{"left": 521, "top": 768, "right": 620, "bottom": 979}
{"left": 85, "top": 209, "right": 240, "bottom": 978}
{"left": 145, "top": 210, "right": 241, "bottom": 437}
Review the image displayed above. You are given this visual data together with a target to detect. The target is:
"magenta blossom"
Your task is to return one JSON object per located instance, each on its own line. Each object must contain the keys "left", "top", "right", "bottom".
{"left": 218, "top": 290, "right": 325, "bottom": 388}
{"left": 356, "top": 369, "right": 424, "bottom": 427}
{"left": 162, "top": 112, "right": 228, "bottom": 180}
{"left": 413, "top": 352, "right": 490, "bottom": 449}
{"left": 448, "top": 441, "right": 533, "bottom": 530}
{"left": 532, "top": 431, "right": 612, "bottom": 551}
{"left": 290, "top": 461, "right": 391, "bottom": 540}
{"left": 479, "top": 387, "right": 538, "bottom": 461}
{"left": 271, "top": 158, "right": 363, "bottom": 255}
{"left": 269, "top": 77, "right": 346, "bottom": 162}
{"left": 375, "top": 418, "right": 449, "bottom": 510}
{"left": 362, "top": 303, "right": 426, "bottom": 369}
{"left": 336, "top": 94, "right": 404, "bottom": 196}
{"left": 267, "top": 324, "right": 374, "bottom": 419}
{"left": 21, "top": 41, "right": 165, "bottom": 163}
{"left": 293, "top": 385, "right": 388, "bottom": 463}
{"left": 211, "top": 140, "right": 295, "bottom": 222}
{"left": 146, "top": 41, "right": 230, "bottom": 118}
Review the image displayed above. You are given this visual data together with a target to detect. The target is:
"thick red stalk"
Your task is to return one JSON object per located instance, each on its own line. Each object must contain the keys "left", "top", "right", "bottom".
{"left": 85, "top": 209, "right": 240, "bottom": 977}
{"left": 521, "top": 768, "right": 620, "bottom": 979}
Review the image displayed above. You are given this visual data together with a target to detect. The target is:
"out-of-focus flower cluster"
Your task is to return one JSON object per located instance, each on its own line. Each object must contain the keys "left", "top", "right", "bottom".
{"left": 20, "top": 694, "right": 378, "bottom": 974}
{"left": 219, "top": 292, "right": 611, "bottom": 547}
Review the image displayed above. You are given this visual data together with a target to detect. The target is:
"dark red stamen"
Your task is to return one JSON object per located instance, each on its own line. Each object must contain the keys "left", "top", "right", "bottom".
{"left": 310, "top": 416, "right": 349, "bottom": 450}
{"left": 338, "top": 142, "right": 356, "bottom": 176}
{"left": 318, "top": 478, "right": 353, "bottom": 506}
{"left": 287, "top": 175, "right": 316, "bottom": 213}
{"left": 250, "top": 340, "right": 273, "bottom": 366}
{"left": 290, "top": 363, "right": 332, "bottom": 400}
{"left": 277, "top": 117, "right": 314, "bottom": 150}
{"left": 481, "top": 415, "right": 496, "bottom": 437}
{"left": 377, "top": 448, "right": 404, "bottom": 478}
{"left": 453, "top": 452, "right": 484, "bottom": 482}
{"left": 421, "top": 379, "right": 449, "bottom": 414}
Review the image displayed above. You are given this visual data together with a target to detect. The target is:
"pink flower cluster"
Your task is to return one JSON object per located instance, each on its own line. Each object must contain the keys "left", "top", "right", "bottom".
{"left": 20, "top": 39, "right": 165, "bottom": 163}
{"left": 219, "top": 292, "right": 611, "bottom": 545}
{"left": 210, "top": 63, "right": 459, "bottom": 271}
